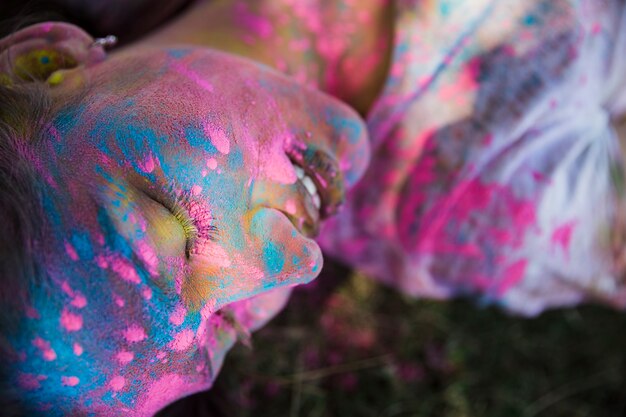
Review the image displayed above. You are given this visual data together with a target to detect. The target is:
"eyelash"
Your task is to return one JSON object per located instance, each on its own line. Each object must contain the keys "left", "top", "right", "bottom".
{"left": 160, "top": 181, "right": 219, "bottom": 258}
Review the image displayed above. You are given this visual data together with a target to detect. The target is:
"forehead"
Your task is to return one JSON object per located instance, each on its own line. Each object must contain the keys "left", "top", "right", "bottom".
{"left": 76, "top": 48, "right": 313, "bottom": 136}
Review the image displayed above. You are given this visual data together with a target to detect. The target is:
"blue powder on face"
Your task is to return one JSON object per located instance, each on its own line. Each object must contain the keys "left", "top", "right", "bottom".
{"left": 263, "top": 241, "right": 285, "bottom": 276}
{"left": 325, "top": 111, "right": 364, "bottom": 144}
{"left": 184, "top": 126, "right": 218, "bottom": 154}
{"left": 70, "top": 232, "right": 94, "bottom": 261}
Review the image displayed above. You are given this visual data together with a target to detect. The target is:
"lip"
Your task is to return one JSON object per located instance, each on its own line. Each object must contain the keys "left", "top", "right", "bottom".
{"left": 285, "top": 143, "right": 346, "bottom": 220}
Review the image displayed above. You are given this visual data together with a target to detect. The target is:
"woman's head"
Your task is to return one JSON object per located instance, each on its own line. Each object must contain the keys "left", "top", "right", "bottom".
{"left": 0, "top": 22, "right": 369, "bottom": 415}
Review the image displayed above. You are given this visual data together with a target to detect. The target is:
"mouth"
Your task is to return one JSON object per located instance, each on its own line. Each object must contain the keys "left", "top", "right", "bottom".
{"left": 283, "top": 144, "right": 346, "bottom": 237}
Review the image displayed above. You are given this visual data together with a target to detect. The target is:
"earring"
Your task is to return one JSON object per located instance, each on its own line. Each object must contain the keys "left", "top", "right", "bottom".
{"left": 91, "top": 35, "right": 118, "bottom": 49}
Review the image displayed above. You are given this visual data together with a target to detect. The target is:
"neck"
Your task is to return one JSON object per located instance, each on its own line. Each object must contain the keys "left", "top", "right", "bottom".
{"left": 133, "top": 0, "right": 393, "bottom": 114}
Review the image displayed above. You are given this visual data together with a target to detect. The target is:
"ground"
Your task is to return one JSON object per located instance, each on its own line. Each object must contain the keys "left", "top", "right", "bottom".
{"left": 158, "top": 261, "right": 626, "bottom": 417}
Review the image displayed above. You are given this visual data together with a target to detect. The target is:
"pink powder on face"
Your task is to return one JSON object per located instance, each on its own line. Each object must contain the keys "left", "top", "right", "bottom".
{"left": 109, "top": 376, "right": 126, "bottom": 391}
{"left": 285, "top": 199, "right": 297, "bottom": 215}
{"left": 194, "top": 241, "right": 231, "bottom": 267}
{"left": 172, "top": 61, "right": 214, "bottom": 92}
{"left": 141, "top": 286, "right": 153, "bottom": 300}
{"left": 60, "top": 281, "right": 74, "bottom": 297}
{"left": 136, "top": 240, "right": 159, "bottom": 277}
{"left": 70, "top": 293, "right": 87, "bottom": 308}
{"left": 110, "top": 256, "right": 141, "bottom": 284}
{"left": 61, "top": 376, "right": 80, "bottom": 387}
{"left": 60, "top": 309, "right": 83, "bottom": 332}
{"left": 64, "top": 242, "right": 79, "bottom": 261}
{"left": 123, "top": 325, "right": 147, "bottom": 343}
{"left": 169, "top": 305, "right": 187, "bottom": 326}
{"left": 113, "top": 293, "right": 126, "bottom": 307}
{"left": 140, "top": 154, "right": 156, "bottom": 173}
{"left": 137, "top": 374, "right": 185, "bottom": 415}
{"left": 73, "top": 343, "right": 83, "bottom": 356}
{"left": 32, "top": 337, "right": 56, "bottom": 361}
{"left": 18, "top": 373, "right": 46, "bottom": 390}
{"left": 168, "top": 329, "right": 195, "bottom": 351}
{"left": 191, "top": 185, "right": 203, "bottom": 196}
{"left": 206, "top": 158, "right": 218, "bottom": 170}
{"left": 116, "top": 350, "right": 134, "bottom": 365}
{"left": 204, "top": 123, "right": 230, "bottom": 154}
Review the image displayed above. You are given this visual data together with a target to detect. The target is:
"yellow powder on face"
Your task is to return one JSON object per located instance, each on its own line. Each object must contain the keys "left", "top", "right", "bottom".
{"left": 47, "top": 71, "right": 65, "bottom": 86}
{"left": 14, "top": 49, "right": 76, "bottom": 81}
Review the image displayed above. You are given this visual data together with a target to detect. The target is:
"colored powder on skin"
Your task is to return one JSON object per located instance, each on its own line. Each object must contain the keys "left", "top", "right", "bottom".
{"left": 169, "top": 305, "right": 187, "bottom": 326}
{"left": 64, "top": 242, "right": 79, "bottom": 261}
{"left": 109, "top": 256, "right": 141, "bottom": 284}
{"left": 168, "top": 329, "right": 195, "bottom": 351}
{"left": 172, "top": 61, "right": 214, "bottom": 92}
{"left": 60, "top": 309, "right": 83, "bottom": 332}
{"left": 136, "top": 240, "right": 159, "bottom": 277}
{"left": 203, "top": 123, "right": 231, "bottom": 154}
{"left": 123, "top": 325, "right": 147, "bottom": 343}
{"left": 73, "top": 343, "right": 83, "bottom": 356}
{"left": 32, "top": 337, "right": 57, "bottom": 361}
{"left": 70, "top": 294, "right": 87, "bottom": 308}
{"left": 140, "top": 154, "right": 156, "bottom": 173}
{"left": 285, "top": 199, "right": 297, "bottom": 215}
{"left": 61, "top": 376, "right": 80, "bottom": 387}
{"left": 109, "top": 376, "right": 126, "bottom": 391}
{"left": 191, "top": 185, "right": 203, "bottom": 196}
{"left": 262, "top": 241, "right": 285, "bottom": 276}
{"left": 141, "top": 286, "right": 153, "bottom": 300}
{"left": 116, "top": 351, "right": 134, "bottom": 365}
{"left": 18, "top": 373, "right": 46, "bottom": 390}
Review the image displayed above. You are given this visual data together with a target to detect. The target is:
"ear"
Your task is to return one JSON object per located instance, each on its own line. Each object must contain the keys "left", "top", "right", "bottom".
{"left": 0, "top": 22, "right": 107, "bottom": 85}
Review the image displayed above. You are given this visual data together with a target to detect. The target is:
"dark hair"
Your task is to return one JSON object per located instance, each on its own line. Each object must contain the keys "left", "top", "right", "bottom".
{"left": 0, "top": 80, "right": 56, "bottom": 416}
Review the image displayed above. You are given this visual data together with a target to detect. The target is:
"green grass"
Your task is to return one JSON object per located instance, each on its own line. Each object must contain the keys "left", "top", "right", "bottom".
{"left": 160, "top": 263, "right": 626, "bottom": 417}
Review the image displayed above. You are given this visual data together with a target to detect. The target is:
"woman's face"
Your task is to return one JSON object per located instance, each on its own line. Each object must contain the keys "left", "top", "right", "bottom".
{"left": 14, "top": 47, "right": 369, "bottom": 414}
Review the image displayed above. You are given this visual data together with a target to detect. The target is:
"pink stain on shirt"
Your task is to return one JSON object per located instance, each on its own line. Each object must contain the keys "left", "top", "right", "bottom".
{"left": 168, "top": 329, "right": 195, "bottom": 352}
{"left": 60, "top": 309, "right": 83, "bottom": 332}
{"left": 61, "top": 376, "right": 80, "bottom": 387}
{"left": 496, "top": 259, "right": 528, "bottom": 296}
{"left": 551, "top": 221, "right": 576, "bottom": 252}
{"left": 123, "top": 325, "right": 147, "bottom": 343}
